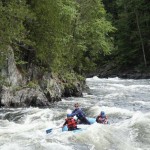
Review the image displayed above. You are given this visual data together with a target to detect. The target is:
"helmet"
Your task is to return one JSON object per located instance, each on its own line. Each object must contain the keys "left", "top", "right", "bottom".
{"left": 67, "top": 114, "right": 72, "bottom": 117}
{"left": 100, "top": 111, "right": 105, "bottom": 118}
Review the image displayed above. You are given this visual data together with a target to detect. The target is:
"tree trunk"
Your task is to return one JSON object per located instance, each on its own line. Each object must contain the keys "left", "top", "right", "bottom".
{"left": 135, "top": 10, "right": 147, "bottom": 67}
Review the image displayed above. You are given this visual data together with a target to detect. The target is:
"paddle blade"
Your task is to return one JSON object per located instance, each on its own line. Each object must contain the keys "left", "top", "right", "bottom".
{"left": 46, "top": 128, "right": 52, "bottom": 134}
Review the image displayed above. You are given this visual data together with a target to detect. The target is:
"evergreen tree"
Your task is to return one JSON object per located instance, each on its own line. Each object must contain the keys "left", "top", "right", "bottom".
{"left": 73, "top": 0, "right": 115, "bottom": 73}
{"left": 0, "top": 0, "right": 116, "bottom": 76}
{"left": 27, "top": 0, "right": 78, "bottom": 72}
{"left": 0, "top": 0, "right": 32, "bottom": 70}
{"left": 103, "top": 0, "right": 150, "bottom": 69}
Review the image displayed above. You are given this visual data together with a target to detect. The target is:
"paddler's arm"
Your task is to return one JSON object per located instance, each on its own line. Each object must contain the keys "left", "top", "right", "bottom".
{"left": 62, "top": 120, "right": 67, "bottom": 127}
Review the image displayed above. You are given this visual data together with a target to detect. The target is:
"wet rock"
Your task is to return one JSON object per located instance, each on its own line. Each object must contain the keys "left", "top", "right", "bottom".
{"left": 0, "top": 86, "right": 51, "bottom": 107}
{"left": 1, "top": 47, "right": 22, "bottom": 86}
{"left": 63, "top": 83, "right": 83, "bottom": 97}
{"left": 0, "top": 48, "right": 86, "bottom": 108}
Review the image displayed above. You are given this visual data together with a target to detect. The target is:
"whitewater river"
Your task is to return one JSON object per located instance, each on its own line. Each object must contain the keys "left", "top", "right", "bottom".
{"left": 0, "top": 77, "right": 150, "bottom": 150}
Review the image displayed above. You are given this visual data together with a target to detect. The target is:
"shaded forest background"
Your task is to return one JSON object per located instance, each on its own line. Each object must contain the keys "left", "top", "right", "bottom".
{"left": 0, "top": 0, "right": 150, "bottom": 80}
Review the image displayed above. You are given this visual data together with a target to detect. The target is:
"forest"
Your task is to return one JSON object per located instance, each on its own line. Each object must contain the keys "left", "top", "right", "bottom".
{"left": 0, "top": 0, "right": 150, "bottom": 79}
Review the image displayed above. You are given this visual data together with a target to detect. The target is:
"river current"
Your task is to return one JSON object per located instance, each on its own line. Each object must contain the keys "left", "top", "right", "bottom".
{"left": 0, "top": 76, "right": 150, "bottom": 150}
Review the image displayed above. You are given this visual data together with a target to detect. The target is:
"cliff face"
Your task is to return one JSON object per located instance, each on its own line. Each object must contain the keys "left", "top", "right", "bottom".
{"left": 0, "top": 48, "right": 85, "bottom": 108}
{"left": 1, "top": 47, "right": 22, "bottom": 86}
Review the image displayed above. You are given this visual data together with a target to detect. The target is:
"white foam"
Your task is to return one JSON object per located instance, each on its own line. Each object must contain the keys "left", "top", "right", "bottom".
{"left": 0, "top": 143, "right": 24, "bottom": 150}
{"left": 44, "top": 143, "right": 73, "bottom": 150}
{"left": 89, "top": 105, "right": 133, "bottom": 117}
{"left": 66, "top": 109, "right": 72, "bottom": 114}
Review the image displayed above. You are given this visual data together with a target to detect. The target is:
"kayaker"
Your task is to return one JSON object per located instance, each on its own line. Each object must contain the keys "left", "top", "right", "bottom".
{"left": 96, "top": 111, "right": 108, "bottom": 124}
{"left": 70, "top": 103, "right": 90, "bottom": 125}
{"left": 62, "top": 114, "right": 78, "bottom": 131}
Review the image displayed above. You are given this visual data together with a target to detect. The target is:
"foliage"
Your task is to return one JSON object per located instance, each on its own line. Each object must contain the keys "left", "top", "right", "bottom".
{"left": 0, "top": 0, "right": 33, "bottom": 70}
{"left": 0, "top": 0, "right": 115, "bottom": 79}
{"left": 102, "top": 0, "right": 150, "bottom": 69}
{"left": 27, "top": 0, "right": 78, "bottom": 72}
{"left": 26, "top": 80, "right": 38, "bottom": 88}
{"left": 72, "top": 0, "right": 115, "bottom": 73}
{"left": 0, "top": 75, "right": 10, "bottom": 86}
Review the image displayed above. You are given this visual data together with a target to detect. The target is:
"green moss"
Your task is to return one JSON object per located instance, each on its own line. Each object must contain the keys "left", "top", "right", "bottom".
{"left": 0, "top": 76, "right": 10, "bottom": 86}
{"left": 26, "top": 80, "right": 38, "bottom": 89}
{"left": 56, "top": 72, "right": 85, "bottom": 93}
{"left": 64, "top": 82, "right": 74, "bottom": 89}
{"left": 11, "top": 81, "right": 38, "bottom": 93}
{"left": 59, "top": 72, "right": 85, "bottom": 84}
{"left": 76, "top": 74, "right": 85, "bottom": 82}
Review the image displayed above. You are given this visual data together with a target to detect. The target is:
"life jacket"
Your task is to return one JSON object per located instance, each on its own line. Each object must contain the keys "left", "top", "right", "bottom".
{"left": 97, "top": 115, "right": 108, "bottom": 124}
{"left": 65, "top": 118, "right": 77, "bottom": 128}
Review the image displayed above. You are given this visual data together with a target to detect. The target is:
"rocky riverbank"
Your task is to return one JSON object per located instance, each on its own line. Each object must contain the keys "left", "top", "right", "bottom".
{"left": 0, "top": 76, "right": 86, "bottom": 108}
{"left": 99, "top": 72, "right": 150, "bottom": 79}
{"left": 98, "top": 67, "right": 150, "bottom": 79}
{"left": 86, "top": 64, "right": 150, "bottom": 79}
{"left": 0, "top": 48, "right": 86, "bottom": 108}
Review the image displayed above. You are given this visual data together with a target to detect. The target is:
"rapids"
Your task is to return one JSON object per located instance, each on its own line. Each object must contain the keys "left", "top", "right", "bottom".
{"left": 0, "top": 76, "right": 150, "bottom": 150}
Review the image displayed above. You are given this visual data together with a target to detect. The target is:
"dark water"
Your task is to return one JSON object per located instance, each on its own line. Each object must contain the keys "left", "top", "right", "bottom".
{"left": 0, "top": 77, "right": 150, "bottom": 150}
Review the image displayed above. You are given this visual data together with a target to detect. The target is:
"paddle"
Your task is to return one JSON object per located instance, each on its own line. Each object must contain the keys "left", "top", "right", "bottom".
{"left": 46, "top": 126, "right": 62, "bottom": 134}
{"left": 46, "top": 109, "right": 73, "bottom": 134}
